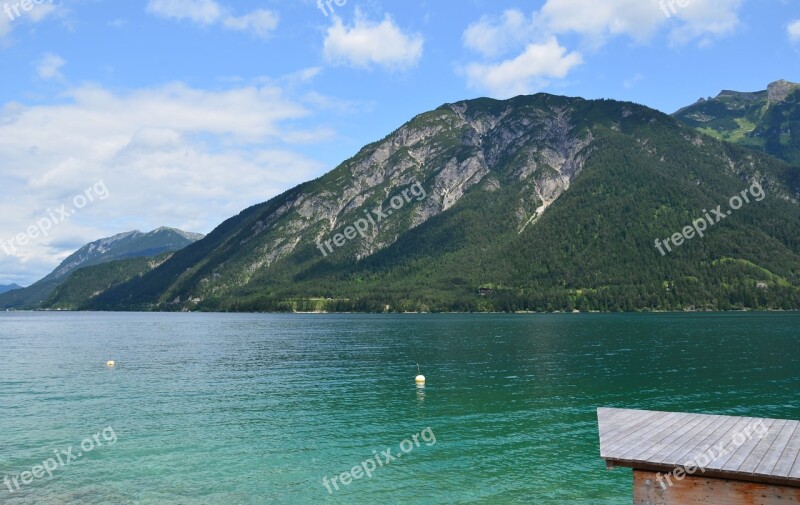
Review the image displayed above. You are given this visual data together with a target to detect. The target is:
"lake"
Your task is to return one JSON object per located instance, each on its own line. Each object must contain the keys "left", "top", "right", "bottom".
{"left": 0, "top": 312, "right": 798, "bottom": 504}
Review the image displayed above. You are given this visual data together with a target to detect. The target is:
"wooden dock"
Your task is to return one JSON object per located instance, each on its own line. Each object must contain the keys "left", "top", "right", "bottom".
{"left": 597, "top": 407, "right": 800, "bottom": 504}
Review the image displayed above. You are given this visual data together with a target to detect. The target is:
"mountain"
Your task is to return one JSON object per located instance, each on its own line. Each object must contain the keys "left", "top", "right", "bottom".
{"left": 673, "top": 80, "right": 800, "bottom": 165}
{"left": 0, "top": 227, "right": 204, "bottom": 309}
{"left": 0, "top": 283, "right": 21, "bottom": 294}
{"left": 41, "top": 227, "right": 205, "bottom": 283}
{"left": 42, "top": 254, "right": 172, "bottom": 310}
{"left": 87, "top": 92, "right": 800, "bottom": 313}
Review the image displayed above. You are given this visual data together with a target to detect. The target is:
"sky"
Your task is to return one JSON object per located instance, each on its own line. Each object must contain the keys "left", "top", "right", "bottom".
{"left": 0, "top": 0, "right": 798, "bottom": 286}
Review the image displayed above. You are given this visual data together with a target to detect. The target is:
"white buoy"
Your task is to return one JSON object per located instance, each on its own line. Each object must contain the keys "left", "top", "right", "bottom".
{"left": 415, "top": 363, "right": 425, "bottom": 384}
{"left": 106, "top": 360, "right": 116, "bottom": 367}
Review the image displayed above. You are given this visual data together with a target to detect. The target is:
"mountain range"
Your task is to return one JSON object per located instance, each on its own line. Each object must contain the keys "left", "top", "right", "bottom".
{"left": 0, "top": 284, "right": 21, "bottom": 294}
{"left": 0, "top": 228, "right": 204, "bottom": 310}
{"left": 74, "top": 80, "right": 800, "bottom": 313}
{"left": 6, "top": 81, "right": 799, "bottom": 313}
{"left": 674, "top": 79, "right": 800, "bottom": 166}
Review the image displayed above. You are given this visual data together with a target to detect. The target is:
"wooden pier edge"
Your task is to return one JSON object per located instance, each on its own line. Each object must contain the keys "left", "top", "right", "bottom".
{"left": 633, "top": 469, "right": 800, "bottom": 505}
{"left": 597, "top": 408, "right": 800, "bottom": 505}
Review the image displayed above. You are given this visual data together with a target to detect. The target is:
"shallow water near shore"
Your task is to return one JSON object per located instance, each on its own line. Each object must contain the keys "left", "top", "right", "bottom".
{"left": 0, "top": 312, "right": 798, "bottom": 504}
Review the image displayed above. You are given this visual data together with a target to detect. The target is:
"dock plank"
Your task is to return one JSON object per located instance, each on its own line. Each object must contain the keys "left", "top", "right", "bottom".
{"left": 755, "top": 421, "right": 799, "bottom": 477}
{"left": 613, "top": 412, "right": 685, "bottom": 459}
{"left": 615, "top": 413, "right": 694, "bottom": 461}
{"left": 654, "top": 414, "right": 722, "bottom": 464}
{"left": 768, "top": 421, "right": 800, "bottom": 478}
{"left": 600, "top": 409, "right": 663, "bottom": 449}
{"left": 790, "top": 448, "right": 800, "bottom": 479}
{"left": 638, "top": 413, "right": 711, "bottom": 463}
{"left": 665, "top": 414, "right": 740, "bottom": 468}
{"left": 604, "top": 411, "right": 683, "bottom": 457}
{"left": 597, "top": 408, "right": 642, "bottom": 440}
{"left": 719, "top": 419, "right": 775, "bottom": 473}
{"left": 739, "top": 419, "right": 787, "bottom": 475}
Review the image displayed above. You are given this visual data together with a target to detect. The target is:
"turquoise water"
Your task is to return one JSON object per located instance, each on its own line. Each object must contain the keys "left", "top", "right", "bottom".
{"left": 0, "top": 312, "right": 798, "bottom": 504}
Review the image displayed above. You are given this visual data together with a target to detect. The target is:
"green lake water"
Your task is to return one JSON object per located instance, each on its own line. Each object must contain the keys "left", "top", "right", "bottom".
{"left": 0, "top": 312, "right": 797, "bottom": 504}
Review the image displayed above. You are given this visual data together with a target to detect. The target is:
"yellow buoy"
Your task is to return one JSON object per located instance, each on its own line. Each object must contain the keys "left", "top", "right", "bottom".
{"left": 106, "top": 360, "right": 116, "bottom": 367}
{"left": 415, "top": 374, "right": 425, "bottom": 384}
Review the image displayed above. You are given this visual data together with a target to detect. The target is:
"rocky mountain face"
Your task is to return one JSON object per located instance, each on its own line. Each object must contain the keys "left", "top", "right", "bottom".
{"left": 283, "top": 96, "right": 591, "bottom": 259}
{"left": 673, "top": 79, "right": 800, "bottom": 166}
{"left": 0, "top": 227, "right": 204, "bottom": 309}
{"left": 767, "top": 80, "right": 800, "bottom": 104}
{"left": 89, "top": 92, "right": 800, "bottom": 312}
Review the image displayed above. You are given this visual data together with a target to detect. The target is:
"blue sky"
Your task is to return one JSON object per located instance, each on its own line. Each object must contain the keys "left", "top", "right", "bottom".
{"left": 1, "top": 0, "right": 798, "bottom": 285}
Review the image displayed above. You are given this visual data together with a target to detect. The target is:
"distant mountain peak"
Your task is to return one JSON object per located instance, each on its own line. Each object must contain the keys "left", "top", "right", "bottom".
{"left": 0, "top": 283, "right": 22, "bottom": 294}
{"left": 49, "top": 227, "right": 204, "bottom": 280}
{"left": 767, "top": 79, "right": 800, "bottom": 104}
{"left": 715, "top": 89, "right": 763, "bottom": 101}
{"left": 709, "top": 80, "right": 800, "bottom": 105}
{"left": 0, "top": 227, "right": 205, "bottom": 309}
{"left": 673, "top": 79, "right": 800, "bottom": 165}
{"left": 153, "top": 226, "right": 205, "bottom": 241}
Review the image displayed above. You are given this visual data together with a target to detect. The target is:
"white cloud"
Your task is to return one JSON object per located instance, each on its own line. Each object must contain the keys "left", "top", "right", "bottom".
{"left": 323, "top": 10, "right": 424, "bottom": 70}
{"left": 35, "top": 53, "right": 66, "bottom": 80}
{"left": 465, "top": 38, "right": 583, "bottom": 98}
{"left": 540, "top": 0, "right": 664, "bottom": 43}
{"left": 25, "top": 2, "right": 58, "bottom": 23}
{"left": 146, "top": 0, "right": 222, "bottom": 25}
{"left": 0, "top": 82, "right": 328, "bottom": 284}
{"left": 459, "top": 0, "right": 744, "bottom": 96}
{"left": 665, "top": 0, "right": 744, "bottom": 45}
{"left": 463, "top": 9, "right": 535, "bottom": 58}
{"left": 288, "top": 67, "right": 322, "bottom": 84}
{"left": 539, "top": 0, "right": 743, "bottom": 45}
{"left": 146, "top": 0, "right": 279, "bottom": 38}
{"left": 789, "top": 19, "right": 800, "bottom": 42}
{"left": 0, "top": 15, "right": 10, "bottom": 40}
{"left": 222, "top": 9, "right": 279, "bottom": 38}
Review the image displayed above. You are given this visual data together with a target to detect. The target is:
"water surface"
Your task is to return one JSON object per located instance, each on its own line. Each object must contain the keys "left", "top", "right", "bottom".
{"left": 0, "top": 312, "right": 797, "bottom": 504}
